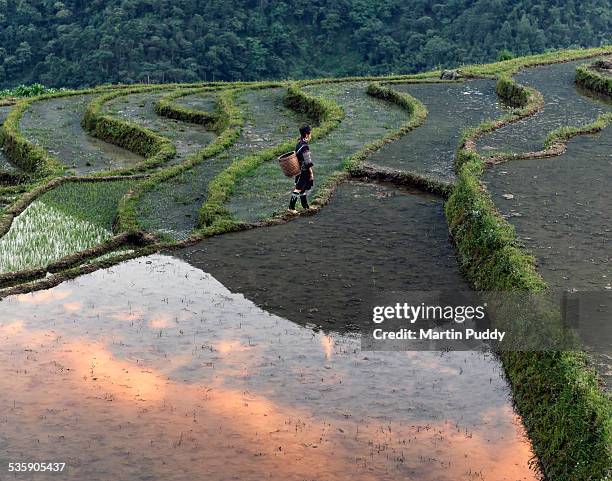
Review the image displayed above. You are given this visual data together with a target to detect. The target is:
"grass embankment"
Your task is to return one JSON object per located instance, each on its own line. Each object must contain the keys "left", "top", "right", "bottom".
{"left": 155, "top": 87, "right": 219, "bottom": 126}
{"left": 461, "top": 46, "right": 612, "bottom": 77}
{"left": 81, "top": 86, "right": 179, "bottom": 175}
{"left": 446, "top": 70, "right": 611, "bottom": 481}
{"left": 542, "top": 112, "right": 612, "bottom": 150}
{"left": 0, "top": 92, "right": 72, "bottom": 177}
{"left": 115, "top": 88, "right": 244, "bottom": 233}
{"left": 196, "top": 83, "right": 344, "bottom": 232}
{"left": 347, "top": 83, "right": 449, "bottom": 195}
{"left": 575, "top": 64, "right": 612, "bottom": 97}
{"left": 201, "top": 80, "right": 434, "bottom": 229}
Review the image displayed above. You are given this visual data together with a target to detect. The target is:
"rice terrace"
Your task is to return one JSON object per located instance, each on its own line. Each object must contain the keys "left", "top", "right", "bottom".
{"left": 0, "top": 46, "right": 611, "bottom": 481}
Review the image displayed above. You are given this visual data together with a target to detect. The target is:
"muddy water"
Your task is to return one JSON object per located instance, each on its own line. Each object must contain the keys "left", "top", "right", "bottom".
{"left": 368, "top": 80, "right": 504, "bottom": 181}
{"left": 0, "top": 253, "right": 538, "bottom": 481}
{"left": 226, "top": 82, "right": 408, "bottom": 223}
{"left": 179, "top": 182, "right": 468, "bottom": 331}
{"left": 136, "top": 88, "right": 308, "bottom": 240}
{"left": 476, "top": 59, "right": 612, "bottom": 156}
{"left": 104, "top": 91, "right": 216, "bottom": 164}
{"left": 175, "top": 91, "right": 217, "bottom": 112}
{"left": 483, "top": 127, "right": 611, "bottom": 292}
{"left": 20, "top": 95, "right": 143, "bottom": 174}
{"left": 0, "top": 105, "right": 9, "bottom": 124}
{"left": 483, "top": 126, "right": 612, "bottom": 389}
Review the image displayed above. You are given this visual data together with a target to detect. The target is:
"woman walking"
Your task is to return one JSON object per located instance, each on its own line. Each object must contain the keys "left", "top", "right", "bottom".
{"left": 289, "top": 124, "right": 315, "bottom": 211}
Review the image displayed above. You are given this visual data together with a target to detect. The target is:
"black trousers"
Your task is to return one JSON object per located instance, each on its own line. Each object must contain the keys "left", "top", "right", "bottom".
{"left": 295, "top": 172, "right": 313, "bottom": 192}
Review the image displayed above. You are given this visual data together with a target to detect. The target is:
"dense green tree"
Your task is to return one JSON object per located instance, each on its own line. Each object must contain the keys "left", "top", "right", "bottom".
{"left": 0, "top": 0, "right": 610, "bottom": 88}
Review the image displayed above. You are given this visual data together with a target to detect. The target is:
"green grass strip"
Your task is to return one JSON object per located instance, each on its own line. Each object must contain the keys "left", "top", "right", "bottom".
{"left": 0, "top": 92, "right": 73, "bottom": 177}
{"left": 81, "top": 86, "right": 178, "bottom": 175}
{"left": 115, "top": 88, "right": 243, "bottom": 234}
{"left": 197, "top": 83, "right": 344, "bottom": 230}
{"left": 544, "top": 111, "right": 612, "bottom": 150}
{"left": 445, "top": 72, "right": 611, "bottom": 481}
{"left": 461, "top": 46, "right": 612, "bottom": 78}
{"left": 575, "top": 64, "right": 612, "bottom": 98}
{"left": 155, "top": 88, "right": 219, "bottom": 128}
{"left": 446, "top": 154, "right": 546, "bottom": 291}
{"left": 496, "top": 74, "right": 530, "bottom": 107}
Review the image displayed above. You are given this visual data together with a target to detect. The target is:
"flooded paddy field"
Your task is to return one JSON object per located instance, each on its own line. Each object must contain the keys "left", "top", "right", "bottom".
{"left": 136, "top": 88, "right": 308, "bottom": 239}
{"left": 226, "top": 82, "right": 408, "bottom": 223}
{"left": 179, "top": 182, "right": 468, "bottom": 331}
{"left": 483, "top": 127, "right": 612, "bottom": 389}
{"left": 367, "top": 80, "right": 504, "bottom": 181}
{"left": 483, "top": 127, "right": 611, "bottom": 293}
{"left": 476, "top": 59, "right": 611, "bottom": 156}
{"left": 0, "top": 250, "right": 538, "bottom": 481}
{"left": 20, "top": 95, "right": 143, "bottom": 174}
{"left": 103, "top": 91, "right": 217, "bottom": 165}
{"left": 174, "top": 91, "right": 217, "bottom": 112}
{"left": 0, "top": 180, "right": 135, "bottom": 273}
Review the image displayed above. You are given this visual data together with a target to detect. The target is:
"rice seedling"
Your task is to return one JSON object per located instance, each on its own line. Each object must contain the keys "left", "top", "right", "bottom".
{"left": 0, "top": 201, "right": 112, "bottom": 273}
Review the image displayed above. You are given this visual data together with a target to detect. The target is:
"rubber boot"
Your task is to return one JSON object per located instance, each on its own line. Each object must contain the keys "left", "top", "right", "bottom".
{"left": 289, "top": 192, "right": 299, "bottom": 210}
{"left": 300, "top": 193, "right": 310, "bottom": 209}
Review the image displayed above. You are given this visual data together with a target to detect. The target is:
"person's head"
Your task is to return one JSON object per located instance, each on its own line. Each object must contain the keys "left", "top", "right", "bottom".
{"left": 299, "top": 124, "right": 312, "bottom": 141}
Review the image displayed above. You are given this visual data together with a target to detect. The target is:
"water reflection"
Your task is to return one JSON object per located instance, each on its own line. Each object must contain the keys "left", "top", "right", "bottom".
{"left": 178, "top": 182, "right": 470, "bottom": 334}
{"left": 0, "top": 255, "right": 538, "bottom": 480}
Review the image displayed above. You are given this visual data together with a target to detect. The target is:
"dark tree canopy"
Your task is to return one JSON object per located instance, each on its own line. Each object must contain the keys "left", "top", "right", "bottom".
{"left": 0, "top": 0, "right": 610, "bottom": 88}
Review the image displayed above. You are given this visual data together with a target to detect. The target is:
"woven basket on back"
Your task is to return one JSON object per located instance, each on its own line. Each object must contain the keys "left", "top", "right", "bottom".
{"left": 278, "top": 151, "right": 300, "bottom": 177}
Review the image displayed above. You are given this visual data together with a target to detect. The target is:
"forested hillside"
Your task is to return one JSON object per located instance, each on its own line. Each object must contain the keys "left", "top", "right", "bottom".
{"left": 0, "top": 0, "right": 610, "bottom": 88}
